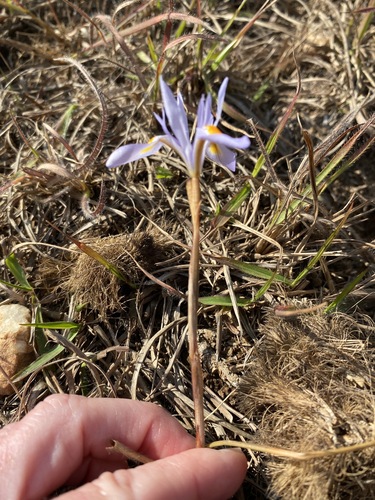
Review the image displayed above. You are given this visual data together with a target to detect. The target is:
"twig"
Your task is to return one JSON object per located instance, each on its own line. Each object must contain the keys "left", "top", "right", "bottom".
{"left": 107, "top": 440, "right": 154, "bottom": 464}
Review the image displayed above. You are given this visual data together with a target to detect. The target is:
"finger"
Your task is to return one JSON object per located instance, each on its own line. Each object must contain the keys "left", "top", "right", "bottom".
{"left": 57, "top": 448, "right": 248, "bottom": 500}
{"left": 0, "top": 394, "right": 194, "bottom": 500}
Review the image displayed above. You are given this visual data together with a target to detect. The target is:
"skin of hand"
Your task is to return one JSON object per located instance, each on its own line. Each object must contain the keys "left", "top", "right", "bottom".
{"left": 0, "top": 394, "right": 247, "bottom": 500}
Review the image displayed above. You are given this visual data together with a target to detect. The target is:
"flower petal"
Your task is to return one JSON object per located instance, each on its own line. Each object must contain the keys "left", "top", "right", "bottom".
{"left": 196, "top": 95, "right": 205, "bottom": 125}
{"left": 206, "top": 142, "right": 237, "bottom": 172}
{"left": 159, "top": 77, "right": 190, "bottom": 149}
{"left": 159, "top": 135, "right": 193, "bottom": 169}
{"left": 204, "top": 94, "right": 214, "bottom": 126}
{"left": 154, "top": 110, "right": 170, "bottom": 136}
{"left": 215, "top": 77, "right": 228, "bottom": 125}
{"left": 196, "top": 128, "right": 250, "bottom": 150}
{"left": 192, "top": 94, "right": 214, "bottom": 173}
{"left": 106, "top": 139, "right": 163, "bottom": 168}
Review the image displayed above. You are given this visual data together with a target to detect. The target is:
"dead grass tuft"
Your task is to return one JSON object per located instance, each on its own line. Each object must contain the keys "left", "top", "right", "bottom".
{"left": 39, "top": 229, "right": 170, "bottom": 317}
{"left": 239, "top": 308, "right": 375, "bottom": 499}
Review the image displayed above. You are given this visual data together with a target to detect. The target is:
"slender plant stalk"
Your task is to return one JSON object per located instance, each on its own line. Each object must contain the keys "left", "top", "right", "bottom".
{"left": 186, "top": 176, "right": 205, "bottom": 448}
{"left": 104, "top": 76, "right": 249, "bottom": 448}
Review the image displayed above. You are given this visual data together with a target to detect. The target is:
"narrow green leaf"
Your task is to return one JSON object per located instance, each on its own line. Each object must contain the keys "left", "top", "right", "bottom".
{"left": 211, "top": 38, "right": 237, "bottom": 72}
{"left": 358, "top": 6, "right": 375, "bottom": 43}
{"left": 253, "top": 82, "right": 270, "bottom": 102}
{"left": 211, "top": 183, "right": 252, "bottom": 229}
{"left": 275, "top": 115, "right": 375, "bottom": 225}
{"left": 209, "top": 1, "right": 265, "bottom": 72}
{"left": 5, "top": 253, "right": 33, "bottom": 291}
{"left": 0, "top": 277, "right": 31, "bottom": 291}
{"left": 325, "top": 270, "right": 367, "bottom": 313}
{"left": 199, "top": 295, "right": 252, "bottom": 307}
{"left": 215, "top": 256, "right": 292, "bottom": 285}
{"left": 146, "top": 33, "right": 158, "bottom": 63}
{"left": 23, "top": 321, "right": 80, "bottom": 329}
{"left": 321, "top": 133, "right": 375, "bottom": 192}
{"left": 48, "top": 222, "right": 137, "bottom": 289}
{"left": 59, "top": 103, "right": 78, "bottom": 137}
{"left": 254, "top": 269, "right": 280, "bottom": 300}
{"left": 77, "top": 242, "right": 135, "bottom": 287}
{"left": 13, "top": 328, "right": 79, "bottom": 382}
{"left": 203, "top": 0, "right": 247, "bottom": 67}
{"left": 291, "top": 208, "right": 351, "bottom": 287}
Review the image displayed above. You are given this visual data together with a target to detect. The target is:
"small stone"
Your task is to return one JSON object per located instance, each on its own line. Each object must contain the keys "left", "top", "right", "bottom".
{"left": 0, "top": 304, "right": 35, "bottom": 396}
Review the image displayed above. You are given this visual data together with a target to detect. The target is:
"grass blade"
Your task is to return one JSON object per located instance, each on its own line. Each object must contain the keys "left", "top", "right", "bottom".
{"left": 291, "top": 204, "right": 352, "bottom": 288}
{"left": 325, "top": 270, "right": 368, "bottom": 313}
{"left": 13, "top": 325, "right": 79, "bottom": 382}
{"left": 199, "top": 295, "right": 253, "bottom": 307}
{"left": 210, "top": 183, "right": 252, "bottom": 230}
{"left": 213, "top": 256, "right": 292, "bottom": 285}
{"left": 5, "top": 253, "right": 33, "bottom": 291}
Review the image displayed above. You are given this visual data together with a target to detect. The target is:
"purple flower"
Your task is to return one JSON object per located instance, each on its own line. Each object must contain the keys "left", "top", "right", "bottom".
{"left": 106, "top": 77, "right": 250, "bottom": 175}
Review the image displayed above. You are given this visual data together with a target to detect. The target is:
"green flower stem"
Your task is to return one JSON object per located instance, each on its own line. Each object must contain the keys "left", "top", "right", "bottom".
{"left": 187, "top": 176, "right": 205, "bottom": 448}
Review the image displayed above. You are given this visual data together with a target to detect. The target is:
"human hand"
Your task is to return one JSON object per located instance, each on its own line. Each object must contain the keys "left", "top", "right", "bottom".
{"left": 0, "top": 394, "right": 247, "bottom": 499}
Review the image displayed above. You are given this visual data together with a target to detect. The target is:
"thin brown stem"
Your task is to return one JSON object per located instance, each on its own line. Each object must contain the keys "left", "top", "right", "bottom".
{"left": 195, "top": 0, "right": 203, "bottom": 75}
{"left": 186, "top": 176, "right": 205, "bottom": 448}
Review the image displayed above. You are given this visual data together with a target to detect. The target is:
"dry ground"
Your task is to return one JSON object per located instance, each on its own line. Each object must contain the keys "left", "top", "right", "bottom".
{"left": 1, "top": 1, "right": 375, "bottom": 498}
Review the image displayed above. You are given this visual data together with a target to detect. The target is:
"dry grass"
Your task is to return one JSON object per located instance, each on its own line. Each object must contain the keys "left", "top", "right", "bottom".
{"left": 1, "top": 0, "right": 375, "bottom": 498}
{"left": 38, "top": 229, "right": 171, "bottom": 317}
{"left": 238, "top": 309, "right": 375, "bottom": 499}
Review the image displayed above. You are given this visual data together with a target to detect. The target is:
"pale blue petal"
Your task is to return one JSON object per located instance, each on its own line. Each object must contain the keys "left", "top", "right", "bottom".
{"left": 196, "top": 95, "right": 206, "bottom": 128}
{"left": 192, "top": 94, "right": 214, "bottom": 172}
{"left": 153, "top": 112, "right": 188, "bottom": 164}
{"left": 176, "top": 92, "right": 190, "bottom": 142}
{"left": 106, "top": 140, "right": 163, "bottom": 168}
{"left": 159, "top": 77, "right": 190, "bottom": 151}
{"left": 215, "top": 77, "right": 228, "bottom": 125}
{"left": 206, "top": 142, "right": 237, "bottom": 172}
{"left": 161, "top": 136, "right": 191, "bottom": 168}
{"left": 154, "top": 110, "right": 195, "bottom": 168}
{"left": 196, "top": 128, "right": 250, "bottom": 150}
{"left": 203, "top": 94, "right": 213, "bottom": 125}
{"left": 154, "top": 111, "right": 170, "bottom": 136}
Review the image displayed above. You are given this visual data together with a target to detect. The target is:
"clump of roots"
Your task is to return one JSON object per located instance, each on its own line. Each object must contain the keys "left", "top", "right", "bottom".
{"left": 238, "top": 307, "right": 375, "bottom": 500}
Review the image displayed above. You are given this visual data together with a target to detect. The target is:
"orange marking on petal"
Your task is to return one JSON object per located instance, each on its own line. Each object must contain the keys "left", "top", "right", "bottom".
{"left": 205, "top": 125, "right": 222, "bottom": 135}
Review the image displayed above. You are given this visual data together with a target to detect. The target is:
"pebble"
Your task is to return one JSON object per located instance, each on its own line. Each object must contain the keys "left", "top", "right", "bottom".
{"left": 0, "top": 304, "right": 34, "bottom": 395}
